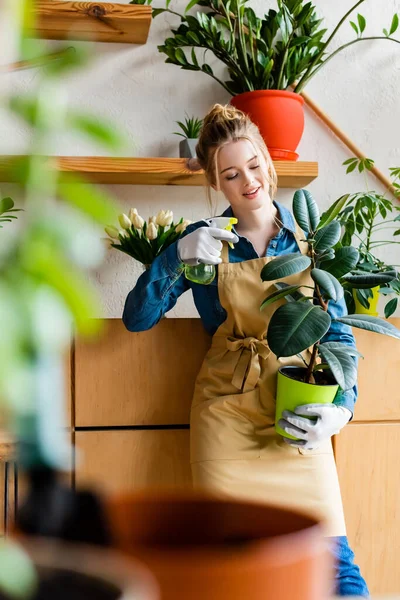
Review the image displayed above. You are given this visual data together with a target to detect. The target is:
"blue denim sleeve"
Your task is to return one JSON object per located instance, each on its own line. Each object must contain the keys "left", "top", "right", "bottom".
{"left": 321, "top": 296, "right": 358, "bottom": 418}
{"left": 122, "top": 241, "right": 188, "bottom": 332}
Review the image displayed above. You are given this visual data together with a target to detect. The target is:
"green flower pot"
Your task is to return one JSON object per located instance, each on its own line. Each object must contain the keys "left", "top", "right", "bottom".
{"left": 275, "top": 366, "right": 339, "bottom": 439}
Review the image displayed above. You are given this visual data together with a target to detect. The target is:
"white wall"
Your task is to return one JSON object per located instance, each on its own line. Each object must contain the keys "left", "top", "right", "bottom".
{"left": 2, "top": 0, "right": 400, "bottom": 317}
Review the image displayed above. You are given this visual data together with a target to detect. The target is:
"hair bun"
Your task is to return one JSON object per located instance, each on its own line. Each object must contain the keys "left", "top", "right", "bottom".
{"left": 203, "top": 103, "right": 247, "bottom": 128}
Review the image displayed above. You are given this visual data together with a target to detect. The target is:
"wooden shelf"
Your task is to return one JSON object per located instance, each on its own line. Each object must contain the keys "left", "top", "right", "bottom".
{"left": 32, "top": 2, "right": 152, "bottom": 44}
{"left": 0, "top": 156, "right": 318, "bottom": 188}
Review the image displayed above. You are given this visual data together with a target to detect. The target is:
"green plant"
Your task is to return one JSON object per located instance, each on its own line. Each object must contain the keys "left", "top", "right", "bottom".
{"left": 324, "top": 158, "right": 400, "bottom": 317}
{"left": 138, "top": 0, "right": 400, "bottom": 95}
{"left": 0, "top": 2, "right": 126, "bottom": 595}
{"left": 173, "top": 114, "right": 203, "bottom": 139}
{"left": 0, "top": 196, "right": 22, "bottom": 228}
{"left": 105, "top": 209, "right": 191, "bottom": 267}
{"left": 260, "top": 189, "right": 400, "bottom": 392}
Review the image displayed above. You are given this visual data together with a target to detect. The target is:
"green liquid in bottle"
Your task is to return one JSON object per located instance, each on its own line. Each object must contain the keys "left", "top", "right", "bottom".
{"left": 184, "top": 264, "right": 215, "bottom": 285}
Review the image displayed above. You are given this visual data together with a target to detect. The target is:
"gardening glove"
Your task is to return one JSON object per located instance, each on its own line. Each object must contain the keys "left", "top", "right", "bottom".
{"left": 177, "top": 226, "right": 238, "bottom": 266}
{"left": 278, "top": 404, "right": 352, "bottom": 450}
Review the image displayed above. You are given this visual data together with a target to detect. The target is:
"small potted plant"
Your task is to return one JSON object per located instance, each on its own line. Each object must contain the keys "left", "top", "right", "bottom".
{"left": 0, "top": 196, "right": 22, "bottom": 228}
{"left": 324, "top": 158, "right": 400, "bottom": 318}
{"left": 260, "top": 189, "right": 400, "bottom": 436}
{"left": 105, "top": 208, "right": 191, "bottom": 269}
{"left": 146, "top": 0, "right": 399, "bottom": 160}
{"left": 173, "top": 115, "right": 203, "bottom": 159}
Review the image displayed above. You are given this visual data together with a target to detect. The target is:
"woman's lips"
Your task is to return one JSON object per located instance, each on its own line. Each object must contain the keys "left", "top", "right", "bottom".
{"left": 243, "top": 186, "right": 261, "bottom": 199}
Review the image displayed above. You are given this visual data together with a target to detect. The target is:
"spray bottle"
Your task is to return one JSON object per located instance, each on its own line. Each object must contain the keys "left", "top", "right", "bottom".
{"left": 184, "top": 216, "right": 238, "bottom": 285}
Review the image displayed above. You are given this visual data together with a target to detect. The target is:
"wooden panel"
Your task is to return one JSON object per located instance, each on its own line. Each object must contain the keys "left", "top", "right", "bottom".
{"left": 32, "top": 2, "right": 152, "bottom": 44}
{"left": 75, "top": 430, "right": 191, "bottom": 495}
{"left": 75, "top": 319, "right": 211, "bottom": 427}
{"left": 353, "top": 318, "right": 400, "bottom": 422}
{"left": 335, "top": 423, "right": 400, "bottom": 594}
{"left": 0, "top": 156, "right": 319, "bottom": 188}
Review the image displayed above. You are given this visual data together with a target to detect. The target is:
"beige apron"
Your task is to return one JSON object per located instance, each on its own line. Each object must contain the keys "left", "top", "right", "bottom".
{"left": 190, "top": 224, "right": 346, "bottom": 537}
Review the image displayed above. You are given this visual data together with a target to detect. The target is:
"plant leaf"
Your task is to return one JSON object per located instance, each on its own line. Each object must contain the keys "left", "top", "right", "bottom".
{"left": 343, "top": 270, "right": 397, "bottom": 288}
{"left": 389, "top": 13, "right": 399, "bottom": 36}
{"left": 311, "top": 268, "right": 344, "bottom": 302}
{"left": 0, "top": 197, "right": 14, "bottom": 214}
{"left": 320, "top": 246, "right": 359, "bottom": 278}
{"left": 336, "top": 314, "right": 400, "bottom": 340}
{"left": 318, "top": 194, "right": 349, "bottom": 230}
{"left": 292, "top": 189, "right": 320, "bottom": 233}
{"left": 317, "top": 344, "right": 358, "bottom": 390}
{"left": 260, "top": 253, "right": 311, "bottom": 281}
{"left": 267, "top": 303, "right": 331, "bottom": 358}
{"left": 384, "top": 298, "right": 398, "bottom": 318}
{"left": 357, "top": 13, "right": 366, "bottom": 34}
{"left": 313, "top": 221, "right": 341, "bottom": 252}
{"left": 260, "top": 284, "right": 302, "bottom": 310}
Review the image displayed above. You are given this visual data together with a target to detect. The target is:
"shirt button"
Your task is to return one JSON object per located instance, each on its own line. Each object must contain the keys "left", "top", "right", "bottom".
{"left": 272, "top": 242, "right": 277, "bottom": 248}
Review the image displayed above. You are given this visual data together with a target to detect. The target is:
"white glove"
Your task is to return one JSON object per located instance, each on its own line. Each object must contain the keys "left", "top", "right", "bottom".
{"left": 278, "top": 404, "right": 352, "bottom": 450}
{"left": 177, "top": 226, "right": 238, "bottom": 266}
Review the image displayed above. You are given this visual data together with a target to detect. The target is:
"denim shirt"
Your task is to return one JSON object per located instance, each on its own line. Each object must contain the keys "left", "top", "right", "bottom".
{"left": 123, "top": 201, "right": 358, "bottom": 414}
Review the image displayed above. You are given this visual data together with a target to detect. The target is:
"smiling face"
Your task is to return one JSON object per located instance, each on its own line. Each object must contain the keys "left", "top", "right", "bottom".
{"left": 213, "top": 139, "right": 272, "bottom": 214}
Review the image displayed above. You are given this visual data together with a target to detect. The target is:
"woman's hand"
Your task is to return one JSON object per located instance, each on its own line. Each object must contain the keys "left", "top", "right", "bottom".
{"left": 278, "top": 404, "right": 352, "bottom": 450}
{"left": 177, "top": 227, "right": 238, "bottom": 266}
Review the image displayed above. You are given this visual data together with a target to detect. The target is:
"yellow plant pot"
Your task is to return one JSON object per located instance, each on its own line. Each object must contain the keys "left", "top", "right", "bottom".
{"left": 353, "top": 286, "right": 380, "bottom": 316}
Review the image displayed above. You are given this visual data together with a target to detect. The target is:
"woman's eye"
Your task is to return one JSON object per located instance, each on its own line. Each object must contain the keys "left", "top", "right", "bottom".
{"left": 226, "top": 173, "right": 238, "bottom": 180}
{"left": 250, "top": 165, "right": 260, "bottom": 170}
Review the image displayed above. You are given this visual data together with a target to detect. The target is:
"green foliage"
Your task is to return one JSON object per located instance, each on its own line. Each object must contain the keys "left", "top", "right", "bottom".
{"left": 148, "top": 0, "right": 399, "bottom": 94}
{"left": 0, "top": 196, "right": 22, "bottom": 228}
{"left": 173, "top": 114, "right": 203, "bottom": 138}
{"left": 260, "top": 189, "right": 400, "bottom": 390}
{"left": 320, "top": 157, "right": 400, "bottom": 318}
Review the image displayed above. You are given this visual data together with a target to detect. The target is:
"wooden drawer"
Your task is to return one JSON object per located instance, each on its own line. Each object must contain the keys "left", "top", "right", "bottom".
{"left": 74, "top": 319, "right": 210, "bottom": 427}
{"left": 75, "top": 429, "right": 191, "bottom": 495}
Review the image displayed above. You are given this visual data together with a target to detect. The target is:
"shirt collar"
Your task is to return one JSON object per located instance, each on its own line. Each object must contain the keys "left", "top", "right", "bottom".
{"left": 221, "top": 201, "right": 296, "bottom": 234}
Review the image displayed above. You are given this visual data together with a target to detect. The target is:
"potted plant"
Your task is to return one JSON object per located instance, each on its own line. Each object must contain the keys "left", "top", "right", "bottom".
{"left": 259, "top": 189, "right": 400, "bottom": 436}
{"left": 138, "top": 0, "right": 400, "bottom": 160}
{"left": 105, "top": 209, "right": 191, "bottom": 269}
{"left": 323, "top": 158, "right": 400, "bottom": 317}
{"left": 0, "top": 196, "right": 22, "bottom": 228}
{"left": 0, "top": 3, "right": 158, "bottom": 598}
{"left": 173, "top": 114, "right": 203, "bottom": 158}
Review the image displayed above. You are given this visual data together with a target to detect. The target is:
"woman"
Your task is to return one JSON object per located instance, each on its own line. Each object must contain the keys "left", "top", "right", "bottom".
{"left": 123, "top": 104, "right": 369, "bottom": 596}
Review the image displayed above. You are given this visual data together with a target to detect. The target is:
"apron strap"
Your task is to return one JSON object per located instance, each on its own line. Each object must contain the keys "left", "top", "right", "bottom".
{"left": 221, "top": 241, "right": 230, "bottom": 263}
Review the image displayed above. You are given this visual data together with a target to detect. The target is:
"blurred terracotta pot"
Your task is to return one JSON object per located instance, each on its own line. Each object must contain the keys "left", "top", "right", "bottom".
{"left": 107, "top": 490, "right": 332, "bottom": 600}
{"left": 1, "top": 538, "right": 159, "bottom": 600}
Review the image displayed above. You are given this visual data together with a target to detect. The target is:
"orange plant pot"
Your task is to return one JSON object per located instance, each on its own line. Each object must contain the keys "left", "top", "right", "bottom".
{"left": 230, "top": 90, "right": 305, "bottom": 161}
{"left": 107, "top": 489, "right": 332, "bottom": 600}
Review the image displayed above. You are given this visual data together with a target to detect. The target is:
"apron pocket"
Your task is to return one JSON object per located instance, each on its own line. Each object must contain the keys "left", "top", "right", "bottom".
{"left": 190, "top": 389, "right": 262, "bottom": 463}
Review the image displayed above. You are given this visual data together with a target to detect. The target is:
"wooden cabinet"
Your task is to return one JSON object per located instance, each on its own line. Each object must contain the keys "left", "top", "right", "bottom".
{"left": 335, "top": 423, "right": 400, "bottom": 594}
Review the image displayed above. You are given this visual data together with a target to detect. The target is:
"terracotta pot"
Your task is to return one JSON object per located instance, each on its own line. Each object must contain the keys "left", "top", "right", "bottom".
{"left": 230, "top": 90, "right": 304, "bottom": 161}
{"left": 107, "top": 489, "right": 332, "bottom": 600}
{"left": 1, "top": 538, "right": 159, "bottom": 600}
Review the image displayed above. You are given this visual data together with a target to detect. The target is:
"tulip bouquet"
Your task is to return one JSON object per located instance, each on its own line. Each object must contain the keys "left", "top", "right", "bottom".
{"left": 105, "top": 208, "right": 192, "bottom": 269}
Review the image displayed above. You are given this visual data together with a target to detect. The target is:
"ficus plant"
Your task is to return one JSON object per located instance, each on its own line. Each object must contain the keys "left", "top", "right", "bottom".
{"left": 260, "top": 189, "right": 400, "bottom": 391}
{"left": 131, "top": 0, "right": 400, "bottom": 95}
{"left": 325, "top": 158, "right": 400, "bottom": 317}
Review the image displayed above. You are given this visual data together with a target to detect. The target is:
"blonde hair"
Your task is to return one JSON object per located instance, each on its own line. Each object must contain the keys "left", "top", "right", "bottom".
{"left": 196, "top": 104, "right": 278, "bottom": 214}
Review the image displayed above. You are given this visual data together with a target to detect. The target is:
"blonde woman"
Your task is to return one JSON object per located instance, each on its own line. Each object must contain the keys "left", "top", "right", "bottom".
{"left": 123, "top": 104, "right": 368, "bottom": 596}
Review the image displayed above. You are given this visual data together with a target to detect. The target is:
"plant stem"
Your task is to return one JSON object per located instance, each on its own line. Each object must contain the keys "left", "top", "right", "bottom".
{"left": 298, "top": 36, "right": 400, "bottom": 91}
{"left": 294, "top": 0, "right": 366, "bottom": 93}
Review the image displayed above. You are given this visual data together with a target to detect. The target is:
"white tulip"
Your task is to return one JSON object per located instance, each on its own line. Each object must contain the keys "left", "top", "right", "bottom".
{"left": 105, "top": 226, "right": 120, "bottom": 239}
{"left": 156, "top": 209, "right": 173, "bottom": 227}
{"left": 147, "top": 222, "right": 158, "bottom": 240}
{"left": 132, "top": 213, "right": 145, "bottom": 229}
{"left": 129, "top": 208, "right": 138, "bottom": 221}
{"left": 175, "top": 219, "right": 192, "bottom": 233}
{"left": 118, "top": 213, "right": 131, "bottom": 230}
{"left": 149, "top": 215, "right": 156, "bottom": 224}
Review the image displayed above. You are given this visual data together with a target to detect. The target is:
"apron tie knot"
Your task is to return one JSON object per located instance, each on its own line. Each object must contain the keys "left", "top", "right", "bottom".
{"left": 226, "top": 336, "right": 271, "bottom": 392}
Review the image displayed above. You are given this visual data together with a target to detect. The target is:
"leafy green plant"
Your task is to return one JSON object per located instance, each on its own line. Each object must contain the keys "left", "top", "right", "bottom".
{"left": 173, "top": 114, "right": 203, "bottom": 139}
{"left": 0, "top": 196, "right": 22, "bottom": 228}
{"left": 260, "top": 189, "right": 400, "bottom": 391}
{"left": 323, "top": 158, "right": 400, "bottom": 317}
{"left": 138, "top": 0, "right": 400, "bottom": 95}
{"left": 105, "top": 209, "right": 191, "bottom": 267}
